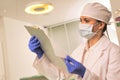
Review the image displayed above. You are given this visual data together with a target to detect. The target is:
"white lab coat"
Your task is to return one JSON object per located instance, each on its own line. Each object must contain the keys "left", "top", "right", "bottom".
{"left": 33, "top": 35, "right": 120, "bottom": 80}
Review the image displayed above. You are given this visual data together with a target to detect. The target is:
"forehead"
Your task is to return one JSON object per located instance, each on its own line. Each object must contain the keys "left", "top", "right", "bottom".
{"left": 80, "top": 16, "right": 97, "bottom": 21}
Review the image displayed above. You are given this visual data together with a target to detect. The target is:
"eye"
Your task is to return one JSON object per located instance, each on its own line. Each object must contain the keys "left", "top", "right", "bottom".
{"left": 84, "top": 18, "right": 90, "bottom": 23}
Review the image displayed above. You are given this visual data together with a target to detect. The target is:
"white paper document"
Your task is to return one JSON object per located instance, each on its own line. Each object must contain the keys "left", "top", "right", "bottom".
{"left": 25, "top": 26, "right": 68, "bottom": 73}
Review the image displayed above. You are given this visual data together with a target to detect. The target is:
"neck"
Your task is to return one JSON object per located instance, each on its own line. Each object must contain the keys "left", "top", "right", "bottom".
{"left": 88, "top": 33, "right": 103, "bottom": 48}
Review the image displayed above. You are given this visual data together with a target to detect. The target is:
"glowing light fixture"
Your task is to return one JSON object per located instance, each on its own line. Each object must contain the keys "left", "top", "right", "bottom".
{"left": 115, "top": 9, "right": 120, "bottom": 16}
{"left": 25, "top": 1, "right": 54, "bottom": 14}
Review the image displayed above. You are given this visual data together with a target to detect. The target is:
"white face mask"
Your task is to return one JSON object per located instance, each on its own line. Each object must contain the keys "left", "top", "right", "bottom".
{"left": 79, "top": 23, "right": 97, "bottom": 39}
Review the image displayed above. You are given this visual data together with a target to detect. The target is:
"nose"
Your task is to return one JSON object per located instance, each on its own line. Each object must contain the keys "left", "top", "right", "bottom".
{"left": 80, "top": 21, "right": 86, "bottom": 24}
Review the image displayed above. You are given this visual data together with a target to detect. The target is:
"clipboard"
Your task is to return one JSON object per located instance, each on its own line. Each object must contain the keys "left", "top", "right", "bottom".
{"left": 24, "top": 26, "right": 68, "bottom": 73}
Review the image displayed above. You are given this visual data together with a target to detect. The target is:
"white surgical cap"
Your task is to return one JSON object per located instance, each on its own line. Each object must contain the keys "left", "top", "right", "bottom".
{"left": 81, "top": 2, "right": 112, "bottom": 24}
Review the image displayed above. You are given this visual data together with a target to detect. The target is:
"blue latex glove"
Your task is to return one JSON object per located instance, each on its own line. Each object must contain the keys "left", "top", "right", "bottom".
{"left": 65, "top": 56, "right": 86, "bottom": 78}
{"left": 28, "top": 36, "right": 44, "bottom": 59}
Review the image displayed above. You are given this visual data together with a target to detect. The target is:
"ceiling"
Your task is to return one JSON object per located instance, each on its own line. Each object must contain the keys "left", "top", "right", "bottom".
{"left": 0, "top": 0, "right": 118, "bottom": 26}
{"left": 0, "top": 0, "right": 120, "bottom": 43}
{"left": 0, "top": 0, "right": 90, "bottom": 26}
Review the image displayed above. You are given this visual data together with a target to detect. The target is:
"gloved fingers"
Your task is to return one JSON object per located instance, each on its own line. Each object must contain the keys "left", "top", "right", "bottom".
{"left": 30, "top": 37, "right": 39, "bottom": 44}
{"left": 29, "top": 39, "right": 40, "bottom": 47}
{"left": 29, "top": 42, "right": 40, "bottom": 49}
{"left": 31, "top": 40, "right": 40, "bottom": 46}
{"left": 66, "top": 56, "right": 81, "bottom": 69}
{"left": 66, "top": 56, "right": 77, "bottom": 64}
{"left": 30, "top": 36, "right": 36, "bottom": 41}
{"left": 64, "top": 58, "right": 69, "bottom": 64}
{"left": 29, "top": 45, "right": 41, "bottom": 51}
{"left": 65, "top": 58, "right": 74, "bottom": 73}
{"left": 65, "top": 57, "right": 74, "bottom": 67}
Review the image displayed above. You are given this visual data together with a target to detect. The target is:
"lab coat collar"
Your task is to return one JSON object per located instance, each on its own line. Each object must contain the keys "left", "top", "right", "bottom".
{"left": 90, "top": 35, "right": 111, "bottom": 51}
{"left": 80, "top": 35, "right": 110, "bottom": 51}
{"left": 70, "top": 35, "right": 111, "bottom": 69}
{"left": 84, "top": 35, "right": 111, "bottom": 69}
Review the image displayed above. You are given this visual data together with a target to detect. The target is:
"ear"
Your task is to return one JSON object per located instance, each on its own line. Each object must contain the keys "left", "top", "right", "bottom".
{"left": 98, "top": 22, "right": 105, "bottom": 30}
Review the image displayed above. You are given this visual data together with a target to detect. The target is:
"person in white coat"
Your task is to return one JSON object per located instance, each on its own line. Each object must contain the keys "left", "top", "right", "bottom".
{"left": 28, "top": 2, "right": 120, "bottom": 80}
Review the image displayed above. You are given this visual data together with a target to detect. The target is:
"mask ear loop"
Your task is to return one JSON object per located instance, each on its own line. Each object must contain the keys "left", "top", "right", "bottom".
{"left": 93, "top": 22, "right": 101, "bottom": 35}
{"left": 106, "top": 22, "right": 111, "bottom": 40}
{"left": 97, "top": 21, "right": 110, "bottom": 40}
{"left": 105, "top": 26, "right": 110, "bottom": 40}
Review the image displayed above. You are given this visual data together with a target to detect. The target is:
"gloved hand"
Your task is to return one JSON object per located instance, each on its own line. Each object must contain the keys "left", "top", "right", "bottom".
{"left": 65, "top": 56, "right": 86, "bottom": 78}
{"left": 28, "top": 36, "right": 44, "bottom": 59}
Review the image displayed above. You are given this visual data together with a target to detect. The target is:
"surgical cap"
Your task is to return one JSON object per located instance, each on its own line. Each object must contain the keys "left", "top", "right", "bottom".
{"left": 81, "top": 2, "right": 112, "bottom": 24}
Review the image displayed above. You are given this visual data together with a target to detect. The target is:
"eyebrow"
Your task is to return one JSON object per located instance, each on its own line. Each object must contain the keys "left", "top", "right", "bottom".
{"left": 80, "top": 18, "right": 91, "bottom": 22}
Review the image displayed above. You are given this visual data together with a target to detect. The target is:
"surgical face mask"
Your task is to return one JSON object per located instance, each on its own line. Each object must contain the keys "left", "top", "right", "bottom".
{"left": 79, "top": 23, "right": 97, "bottom": 39}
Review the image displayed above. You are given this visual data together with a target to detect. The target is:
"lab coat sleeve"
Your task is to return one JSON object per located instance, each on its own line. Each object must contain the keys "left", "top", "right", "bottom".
{"left": 33, "top": 54, "right": 60, "bottom": 80}
{"left": 81, "top": 44, "right": 120, "bottom": 80}
{"left": 82, "top": 69, "right": 101, "bottom": 80}
{"left": 106, "top": 44, "right": 120, "bottom": 80}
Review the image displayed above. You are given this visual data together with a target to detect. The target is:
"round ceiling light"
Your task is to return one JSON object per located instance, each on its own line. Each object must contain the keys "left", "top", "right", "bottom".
{"left": 25, "top": 2, "right": 54, "bottom": 14}
{"left": 115, "top": 9, "right": 120, "bottom": 16}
